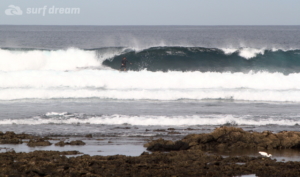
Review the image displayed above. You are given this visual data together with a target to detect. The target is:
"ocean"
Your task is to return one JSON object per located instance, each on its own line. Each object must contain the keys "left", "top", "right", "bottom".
{"left": 1, "top": 25, "right": 300, "bottom": 138}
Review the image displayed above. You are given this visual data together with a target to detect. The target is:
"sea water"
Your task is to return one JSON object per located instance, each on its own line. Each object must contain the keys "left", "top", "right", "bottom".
{"left": 1, "top": 25, "right": 300, "bottom": 137}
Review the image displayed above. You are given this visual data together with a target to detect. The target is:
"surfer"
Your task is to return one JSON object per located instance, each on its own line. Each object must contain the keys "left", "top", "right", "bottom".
{"left": 120, "top": 57, "right": 131, "bottom": 71}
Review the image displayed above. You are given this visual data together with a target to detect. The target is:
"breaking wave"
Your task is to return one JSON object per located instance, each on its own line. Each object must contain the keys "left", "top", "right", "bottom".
{"left": 1, "top": 46, "right": 300, "bottom": 73}
{"left": 1, "top": 47, "right": 300, "bottom": 102}
{"left": 1, "top": 112, "right": 299, "bottom": 126}
{"left": 103, "top": 47, "right": 300, "bottom": 73}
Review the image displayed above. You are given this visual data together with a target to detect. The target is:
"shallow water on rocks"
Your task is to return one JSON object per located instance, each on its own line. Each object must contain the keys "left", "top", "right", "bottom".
{"left": 212, "top": 148, "right": 300, "bottom": 162}
{"left": 0, "top": 138, "right": 147, "bottom": 156}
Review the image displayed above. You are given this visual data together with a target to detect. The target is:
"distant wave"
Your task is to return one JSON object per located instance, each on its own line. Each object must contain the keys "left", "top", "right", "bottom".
{"left": 0, "top": 112, "right": 299, "bottom": 126}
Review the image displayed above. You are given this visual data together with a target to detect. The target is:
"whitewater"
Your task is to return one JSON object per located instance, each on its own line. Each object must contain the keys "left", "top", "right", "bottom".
{"left": 1, "top": 48, "right": 300, "bottom": 102}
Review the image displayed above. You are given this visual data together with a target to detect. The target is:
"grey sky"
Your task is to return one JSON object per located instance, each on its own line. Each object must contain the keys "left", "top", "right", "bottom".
{"left": 1, "top": 0, "right": 299, "bottom": 25}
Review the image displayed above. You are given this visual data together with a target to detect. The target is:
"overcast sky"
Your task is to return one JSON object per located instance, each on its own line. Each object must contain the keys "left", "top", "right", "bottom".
{"left": 1, "top": 0, "right": 300, "bottom": 25}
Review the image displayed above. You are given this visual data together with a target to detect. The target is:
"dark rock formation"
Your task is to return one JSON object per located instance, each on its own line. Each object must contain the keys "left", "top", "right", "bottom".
{"left": 168, "top": 131, "right": 181, "bottom": 134}
{"left": 69, "top": 140, "right": 86, "bottom": 145}
{"left": 54, "top": 141, "right": 65, "bottom": 146}
{"left": 0, "top": 131, "right": 36, "bottom": 144}
{"left": 153, "top": 129, "right": 167, "bottom": 132}
{"left": 167, "top": 128, "right": 176, "bottom": 130}
{"left": 27, "top": 139, "right": 52, "bottom": 147}
{"left": 0, "top": 150, "right": 300, "bottom": 177}
{"left": 145, "top": 138, "right": 189, "bottom": 151}
{"left": 85, "top": 134, "right": 93, "bottom": 138}
{"left": 145, "top": 126, "right": 300, "bottom": 151}
{"left": 1, "top": 130, "right": 300, "bottom": 176}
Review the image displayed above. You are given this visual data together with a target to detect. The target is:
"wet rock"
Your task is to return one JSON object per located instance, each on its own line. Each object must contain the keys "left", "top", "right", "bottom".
{"left": 144, "top": 138, "right": 173, "bottom": 148}
{"left": 54, "top": 141, "right": 65, "bottom": 146}
{"left": 2, "top": 130, "right": 300, "bottom": 176}
{"left": 145, "top": 138, "right": 189, "bottom": 151}
{"left": 85, "top": 134, "right": 93, "bottom": 138}
{"left": 168, "top": 131, "right": 181, "bottom": 135}
{"left": 185, "top": 128, "right": 197, "bottom": 130}
{"left": 0, "top": 132, "right": 24, "bottom": 144}
{"left": 113, "top": 127, "right": 131, "bottom": 129}
{"left": 141, "top": 151, "right": 150, "bottom": 156}
{"left": 145, "top": 127, "right": 300, "bottom": 151}
{"left": 69, "top": 140, "right": 85, "bottom": 145}
{"left": 0, "top": 150, "right": 300, "bottom": 177}
{"left": 153, "top": 129, "right": 166, "bottom": 132}
{"left": 167, "top": 128, "right": 176, "bottom": 130}
{"left": 0, "top": 138, "right": 22, "bottom": 144}
{"left": 60, "top": 151, "right": 82, "bottom": 155}
{"left": 55, "top": 140, "right": 86, "bottom": 146}
{"left": 27, "top": 139, "right": 52, "bottom": 147}
{"left": 0, "top": 131, "right": 37, "bottom": 144}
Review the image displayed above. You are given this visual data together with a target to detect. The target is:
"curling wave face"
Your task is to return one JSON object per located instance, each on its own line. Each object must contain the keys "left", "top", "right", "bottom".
{"left": 103, "top": 47, "right": 300, "bottom": 74}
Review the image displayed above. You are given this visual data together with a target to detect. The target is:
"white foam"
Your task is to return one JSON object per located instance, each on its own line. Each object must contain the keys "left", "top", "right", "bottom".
{"left": 0, "top": 114, "right": 299, "bottom": 126}
{"left": 45, "top": 112, "right": 68, "bottom": 116}
{"left": 1, "top": 88, "right": 300, "bottom": 102}
{"left": 0, "top": 48, "right": 116, "bottom": 71}
{"left": 221, "top": 48, "right": 238, "bottom": 55}
{"left": 221, "top": 48, "right": 268, "bottom": 59}
{"left": 1, "top": 70, "right": 300, "bottom": 102}
{"left": 238, "top": 48, "right": 265, "bottom": 59}
{"left": 1, "top": 70, "right": 300, "bottom": 90}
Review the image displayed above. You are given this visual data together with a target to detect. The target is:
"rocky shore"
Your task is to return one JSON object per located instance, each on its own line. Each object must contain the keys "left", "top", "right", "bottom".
{"left": 145, "top": 126, "right": 300, "bottom": 151}
{"left": 1, "top": 127, "right": 300, "bottom": 176}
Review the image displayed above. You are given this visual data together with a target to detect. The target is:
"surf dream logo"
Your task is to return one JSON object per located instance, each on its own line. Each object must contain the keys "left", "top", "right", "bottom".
{"left": 5, "top": 5, "right": 23, "bottom": 15}
{"left": 4, "top": 5, "right": 80, "bottom": 16}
